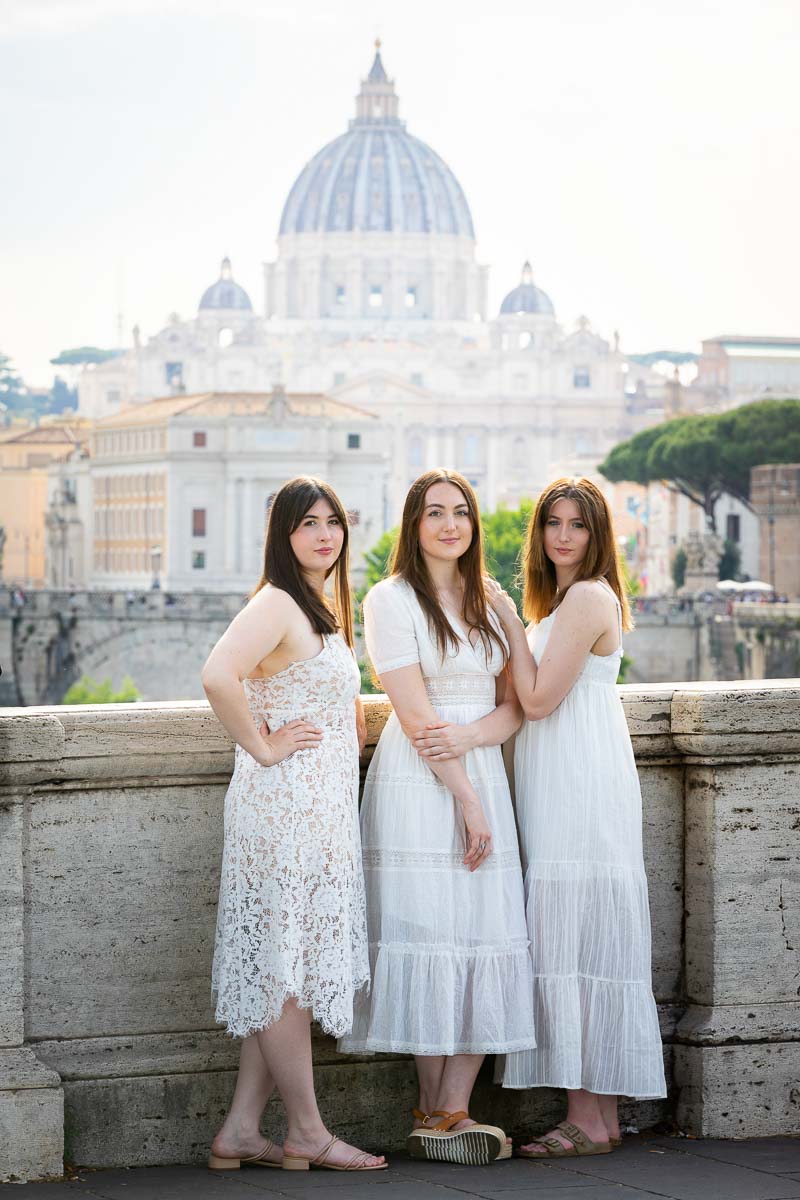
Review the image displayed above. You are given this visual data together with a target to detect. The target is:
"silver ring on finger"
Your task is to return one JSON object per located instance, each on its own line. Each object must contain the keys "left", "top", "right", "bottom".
{"left": 479, "top": 840, "right": 487, "bottom": 851}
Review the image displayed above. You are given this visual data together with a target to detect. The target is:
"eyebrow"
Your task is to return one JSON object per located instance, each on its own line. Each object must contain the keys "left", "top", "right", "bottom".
{"left": 425, "top": 502, "right": 468, "bottom": 510}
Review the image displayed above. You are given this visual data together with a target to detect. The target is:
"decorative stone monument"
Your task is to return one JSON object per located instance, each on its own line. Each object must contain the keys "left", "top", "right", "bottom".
{"left": 680, "top": 530, "right": 724, "bottom": 596}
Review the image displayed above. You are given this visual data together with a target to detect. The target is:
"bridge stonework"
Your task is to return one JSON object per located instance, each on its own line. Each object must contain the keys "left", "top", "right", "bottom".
{"left": 0, "top": 683, "right": 798, "bottom": 1181}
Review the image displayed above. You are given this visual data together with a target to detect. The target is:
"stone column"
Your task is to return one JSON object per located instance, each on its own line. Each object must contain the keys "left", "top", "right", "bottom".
{"left": 0, "top": 716, "right": 64, "bottom": 1182}
{"left": 672, "top": 681, "right": 800, "bottom": 1137}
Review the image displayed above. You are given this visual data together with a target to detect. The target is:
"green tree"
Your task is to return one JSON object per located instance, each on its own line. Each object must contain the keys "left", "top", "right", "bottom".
{"left": 599, "top": 398, "right": 800, "bottom": 532}
{"left": 62, "top": 675, "right": 140, "bottom": 704}
{"left": 0, "top": 352, "right": 27, "bottom": 417}
{"left": 363, "top": 527, "right": 398, "bottom": 590}
{"left": 481, "top": 501, "right": 533, "bottom": 609}
{"left": 671, "top": 547, "right": 687, "bottom": 590}
{"left": 718, "top": 537, "right": 741, "bottom": 581}
{"left": 50, "top": 347, "right": 123, "bottom": 367}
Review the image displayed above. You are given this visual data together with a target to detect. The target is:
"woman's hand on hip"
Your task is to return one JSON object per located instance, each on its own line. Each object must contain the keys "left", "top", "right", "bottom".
{"left": 459, "top": 795, "right": 493, "bottom": 871}
{"left": 412, "top": 720, "right": 477, "bottom": 760}
{"left": 256, "top": 718, "right": 323, "bottom": 766}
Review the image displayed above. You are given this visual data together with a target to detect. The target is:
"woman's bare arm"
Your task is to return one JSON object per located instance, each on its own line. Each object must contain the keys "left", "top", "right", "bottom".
{"left": 201, "top": 588, "right": 322, "bottom": 764}
{"left": 412, "top": 665, "right": 523, "bottom": 760}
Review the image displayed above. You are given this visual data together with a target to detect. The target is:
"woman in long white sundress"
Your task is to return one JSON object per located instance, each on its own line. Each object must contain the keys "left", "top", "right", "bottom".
{"left": 339, "top": 468, "right": 536, "bottom": 1165}
{"left": 202, "top": 476, "right": 385, "bottom": 1174}
{"left": 486, "top": 476, "right": 666, "bottom": 1159}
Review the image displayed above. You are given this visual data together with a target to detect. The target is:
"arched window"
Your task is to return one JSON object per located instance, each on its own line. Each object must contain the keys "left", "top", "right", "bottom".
{"left": 463, "top": 434, "right": 480, "bottom": 467}
{"left": 408, "top": 435, "right": 424, "bottom": 467}
{"left": 218, "top": 328, "right": 234, "bottom": 349}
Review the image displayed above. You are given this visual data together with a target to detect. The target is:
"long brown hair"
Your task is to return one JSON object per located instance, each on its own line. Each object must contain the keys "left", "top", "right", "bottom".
{"left": 389, "top": 468, "right": 507, "bottom": 663}
{"left": 253, "top": 476, "right": 354, "bottom": 648}
{"left": 522, "top": 476, "right": 632, "bottom": 631}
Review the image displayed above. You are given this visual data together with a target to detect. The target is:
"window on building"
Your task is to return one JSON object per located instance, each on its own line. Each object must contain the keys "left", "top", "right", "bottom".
{"left": 513, "top": 373, "right": 528, "bottom": 391}
{"left": 193, "top": 431, "right": 207, "bottom": 447}
{"left": 368, "top": 286, "right": 383, "bottom": 308}
{"left": 726, "top": 513, "right": 741, "bottom": 542}
{"left": 218, "top": 327, "right": 234, "bottom": 349}
{"left": 512, "top": 436, "right": 526, "bottom": 468}
{"left": 192, "top": 551, "right": 206, "bottom": 569}
{"left": 165, "top": 362, "right": 183, "bottom": 386}
{"left": 519, "top": 332, "right": 533, "bottom": 349}
{"left": 410, "top": 372, "right": 424, "bottom": 388}
{"left": 106, "top": 389, "right": 120, "bottom": 409}
{"left": 192, "top": 508, "right": 207, "bottom": 537}
{"left": 333, "top": 371, "right": 346, "bottom": 387}
{"left": 574, "top": 366, "right": 591, "bottom": 388}
{"left": 408, "top": 436, "right": 424, "bottom": 467}
{"left": 347, "top": 433, "right": 361, "bottom": 450}
{"left": 405, "top": 286, "right": 417, "bottom": 308}
{"left": 336, "top": 285, "right": 346, "bottom": 305}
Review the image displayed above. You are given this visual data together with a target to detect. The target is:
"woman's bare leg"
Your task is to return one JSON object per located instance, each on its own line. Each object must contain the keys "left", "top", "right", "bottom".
{"left": 521, "top": 1088, "right": 610, "bottom": 1154}
{"left": 598, "top": 1093, "right": 620, "bottom": 1140}
{"left": 210, "top": 1035, "right": 281, "bottom": 1163}
{"left": 258, "top": 999, "right": 385, "bottom": 1168}
{"left": 435, "top": 1054, "right": 484, "bottom": 1130}
{"left": 413, "top": 1055, "right": 446, "bottom": 1127}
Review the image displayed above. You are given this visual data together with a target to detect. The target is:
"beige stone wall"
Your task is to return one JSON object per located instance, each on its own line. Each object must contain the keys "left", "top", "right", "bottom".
{"left": 1, "top": 681, "right": 799, "bottom": 1180}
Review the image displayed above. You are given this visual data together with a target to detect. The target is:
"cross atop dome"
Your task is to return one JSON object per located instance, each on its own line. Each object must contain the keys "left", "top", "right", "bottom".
{"left": 355, "top": 40, "right": 400, "bottom": 124}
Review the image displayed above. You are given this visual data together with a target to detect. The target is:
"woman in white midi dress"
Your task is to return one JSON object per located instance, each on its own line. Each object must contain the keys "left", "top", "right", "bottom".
{"left": 488, "top": 477, "right": 665, "bottom": 1158}
{"left": 203, "top": 476, "right": 385, "bottom": 1174}
{"left": 340, "top": 469, "right": 535, "bottom": 1166}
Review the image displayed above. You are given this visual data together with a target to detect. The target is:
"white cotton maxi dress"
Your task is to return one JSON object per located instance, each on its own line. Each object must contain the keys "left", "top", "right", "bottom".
{"left": 339, "top": 577, "right": 536, "bottom": 1057}
{"left": 502, "top": 584, "right": 666, "bottom": 1098}
{"left": 212, "top": 633, "right": 370, "bottom": 1039}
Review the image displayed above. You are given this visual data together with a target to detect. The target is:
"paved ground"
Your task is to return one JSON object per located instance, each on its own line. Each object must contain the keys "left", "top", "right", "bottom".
{"left": 10, "top": 1134, "right": 800, "bottom": 1200}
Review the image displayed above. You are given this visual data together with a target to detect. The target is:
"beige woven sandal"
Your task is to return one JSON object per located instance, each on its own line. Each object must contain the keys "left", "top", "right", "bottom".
{"left": 208, "top": 1138, "right": 281, "bottom": 1170}
{"left": 282, "top": 1134, "right": 387, "bottom": 1172}
{"left": 518, "top": 1120, "right": 612, "bottom": 1159}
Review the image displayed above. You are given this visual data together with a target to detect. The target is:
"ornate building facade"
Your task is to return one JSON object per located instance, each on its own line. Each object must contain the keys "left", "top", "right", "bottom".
{"left": 77, "top": 44, "right": 663, "bottom": 541}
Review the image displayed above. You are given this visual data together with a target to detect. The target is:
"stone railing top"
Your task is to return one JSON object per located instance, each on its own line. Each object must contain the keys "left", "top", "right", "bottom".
{"left": 1, "top": 680, "right": 798, "bottom": 788}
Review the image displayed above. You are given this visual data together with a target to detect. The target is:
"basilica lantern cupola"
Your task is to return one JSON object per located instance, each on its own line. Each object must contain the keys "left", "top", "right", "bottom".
{"left": 493, "top": 260, "right": 557, "bottom": 352}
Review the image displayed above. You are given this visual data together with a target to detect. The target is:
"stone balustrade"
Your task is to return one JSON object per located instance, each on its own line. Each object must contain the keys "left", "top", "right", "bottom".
{"left": 1, "top": 681, "right": 799, "bottom": 1182}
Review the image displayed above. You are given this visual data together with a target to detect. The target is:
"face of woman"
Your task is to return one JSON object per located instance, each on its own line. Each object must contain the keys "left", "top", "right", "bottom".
{"left": 289, "top": 498, "right": 344, "bottom": 577}
{"left": 543, "top": 497, "right": 591, "bottom": 573}
{"left": 417, "top": 481, "right": 473, "bottom": 563}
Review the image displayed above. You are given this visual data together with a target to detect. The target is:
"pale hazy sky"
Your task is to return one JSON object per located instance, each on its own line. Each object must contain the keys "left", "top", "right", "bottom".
{"left": 3, "top": 0, "right": 799, "bottom": 386}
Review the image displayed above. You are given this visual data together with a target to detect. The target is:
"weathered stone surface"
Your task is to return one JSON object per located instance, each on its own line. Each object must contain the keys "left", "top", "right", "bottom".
{"left": 0, "top": 802, "right": 23, "bottom": 1047}
{"left": 639, "top": 765, "right": 684, "bottom": 1003}
{"left": 673, "top": 681, "right": 800, "bottom": 758}
{"left": 685, "top": 761, "right": 800, "bottom": 1006}
{"left": 27, "top": 783, "right": 225, "bottom": 1040}
{"left": 675, "top": 1042, "right": 800, "bottom": 1138}
{"left": 620, "top": 685, "right": 679, "bottom": 758}
{"left": 0, "top": 1049, "right": 63, "bottom": 1183}
{"left": 677, "top": 1002, "right": 800, "bottom": 1045}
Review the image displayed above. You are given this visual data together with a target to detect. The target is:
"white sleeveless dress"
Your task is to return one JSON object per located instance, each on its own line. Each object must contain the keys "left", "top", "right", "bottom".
{"left": 339, "top": 577, "right": 536, "bottom": 1056}
{"left": 501, "top": 582, "right": 666, "bottom": 1097}
{"left": 212, "top": 633, "right": 370, "bottom": 1039}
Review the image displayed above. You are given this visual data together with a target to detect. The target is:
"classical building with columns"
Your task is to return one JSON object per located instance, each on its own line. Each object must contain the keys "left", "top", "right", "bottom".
{"left": 76, "top": 43, "right": 662, "bottom": 540}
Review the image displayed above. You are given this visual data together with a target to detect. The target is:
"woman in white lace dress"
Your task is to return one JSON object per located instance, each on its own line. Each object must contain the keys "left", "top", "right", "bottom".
{"left": 339, "top": 469, "right": 535, "bottom": 1165}
{"left": 488, "top": 477, "right": 666, "bottom": 1160}
{"left": 202, "top": 477, "right": 385, "bottom": 1174}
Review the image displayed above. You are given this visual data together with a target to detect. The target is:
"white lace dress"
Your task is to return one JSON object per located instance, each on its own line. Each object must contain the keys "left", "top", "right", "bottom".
{"left": 339, "top": 577, "right": 536, "bottom": 1056}
{"left": 501, "top": 584, "right": 666, "bottom": 1097}
{"left": 212, "top": 633, "right": 370, "bottom": 1039}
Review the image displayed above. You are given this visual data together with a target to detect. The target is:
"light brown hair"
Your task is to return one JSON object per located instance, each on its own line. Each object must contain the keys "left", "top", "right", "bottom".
{"left": 522, "top": 476, "right": 632, "bottom": 631}
{"left": 253, "top": 476, "right": 354, "bottom": 649}
{"left": 389, "top": 468, "right": 507, "bottom": 663}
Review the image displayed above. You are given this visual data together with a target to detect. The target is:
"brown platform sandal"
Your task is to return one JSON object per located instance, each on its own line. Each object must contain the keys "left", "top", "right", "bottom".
{"left": 208, "top": 1138, "right": 281, "bottom": 1170}
{"left": 282, "top": 1134, "right": 387, "bottom": 1172}
{"left": 518, "top": 1120, "right": 612, "bottom": 1159}
{"left": 407, "top": 1110, "right": 506, "bottom": 1165}
{"left": 610, "top": 1136, "right": 622, "bottom": 1147}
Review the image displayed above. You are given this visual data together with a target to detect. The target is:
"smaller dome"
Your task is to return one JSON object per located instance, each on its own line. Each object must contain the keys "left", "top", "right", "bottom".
{"left": 499, "top": 261, "right": 554, "bottom": 316}
{"left": 199, "top": 257, "right": 252, "bottom": 312}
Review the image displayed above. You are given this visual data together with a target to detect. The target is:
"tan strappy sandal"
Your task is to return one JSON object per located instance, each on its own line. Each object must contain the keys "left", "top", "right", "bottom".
{"left": 518, "top": 1120, "right": 612, "bottom": 1159}
{"left": 407, "top": 1110, "right": 506, "bottom": 1165}
{"left": 282, "top": 1134, "right": 387, "bottom": 1172}
{"left": 208, "top": 1138, "right": 281, "bottom": 1170}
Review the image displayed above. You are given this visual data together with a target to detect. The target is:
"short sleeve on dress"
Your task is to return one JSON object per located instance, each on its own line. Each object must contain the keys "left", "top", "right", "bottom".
{"left": 363, "top": 580, "right": 421, "bottom": 675}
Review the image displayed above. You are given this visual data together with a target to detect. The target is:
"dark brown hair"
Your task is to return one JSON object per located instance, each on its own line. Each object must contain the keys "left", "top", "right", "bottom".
{"left": 389, "top": 468, "right": 507, "bottom": 663}
{"left": 253, "top": 476, "right": 354, "bottom": 648}
{"left": 522, "top": 476, "right": 632, "bottom": 631}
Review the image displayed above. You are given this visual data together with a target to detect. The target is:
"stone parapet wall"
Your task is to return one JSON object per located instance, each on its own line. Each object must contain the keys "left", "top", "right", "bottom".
{"left": 1, "top": 681, "right": 799, "bottom": 1181}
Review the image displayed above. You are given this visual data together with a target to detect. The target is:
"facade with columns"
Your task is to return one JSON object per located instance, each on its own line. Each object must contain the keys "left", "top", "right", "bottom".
{"left": 77, "top": 44, "right": 665, "bottom": 538}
